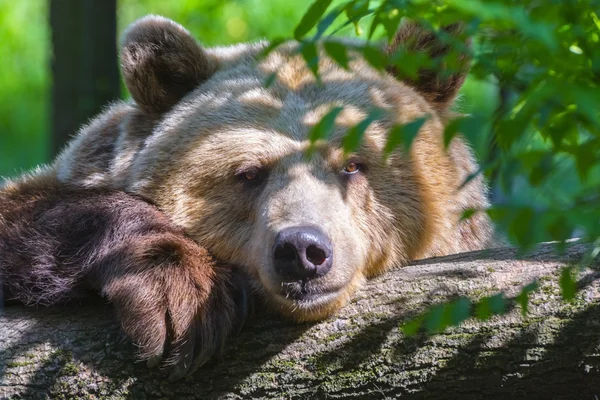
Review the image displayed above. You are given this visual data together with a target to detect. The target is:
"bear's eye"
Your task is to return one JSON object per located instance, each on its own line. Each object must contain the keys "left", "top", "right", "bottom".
{"left": 244, "top": 169, "right": 258, "bottom": 181}
{"left": 342, "top": 161, "right": 365, "bottom": 175}
{"left": 236, "top": 166, "right": 267, "bottom": 186}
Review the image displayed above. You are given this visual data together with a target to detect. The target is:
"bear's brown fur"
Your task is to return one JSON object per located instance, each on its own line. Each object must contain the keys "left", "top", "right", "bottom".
{"left": 0, "top": 172, "right": 250, "bottom": 379}
{"left": 1, "top": 15, "right": 494, "bottom": 376}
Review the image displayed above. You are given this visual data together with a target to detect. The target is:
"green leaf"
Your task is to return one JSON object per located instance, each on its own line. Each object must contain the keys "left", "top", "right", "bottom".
{"left": 342, "top": 109, "right": 383, "bottom": 153}
{"left": 458, "top": 169, "right": 483, "bottom": 191}
{"left": 443, "top": 117, "right": 464, "bottom": 148}
{"left": 344, "top": 0, "right": 369, "bottom": 20}
{"left": 315, "top": 4, "right": 346, "bottom": 40}
{"left": 352, "top": 21, "right": 363, "bottom": 36}
{"left": 380, "top": 8, "right": 402, "bottom": 40}
{"left": 573, "top": 144, "right": 597, "bottom": 180}
{"left": 488, "top": 293, "right": 507, "bottom": 315}
{"left": 401, "top": 315, "right": 424, "bottom": 337}
{"left": 424, "top": 304, "right": 445, "bottom": 334}
{"left": 263, "top": 72, "right": 277, "bottom": 88}
{"left": 444, "top": 114, "right": 488, "bottom": 149}
{"left": 324, "top": 41, "right": 350, "bottom": 70}
{"left": 475, "top": 297, "right": 490, "bottom": 321}
{"left": 559, "top": 267, "right": 576, "bottom": 301}
{"left": 384, "top": 117, "right": 428, "bottom": 157}
{"left": 448, "top": 297, "right": 472, "bottom": 326}
{"left": 362, "top": 45, "right": 387, "bottom": 70}
{"left": 259, "top": 37, "right": 287, "bottom": 60}
{"left": 309, "top": 106, "right": 344, "bottom": 144}
{"left": 367, "top": 8, "right": 382, "bottom": 39}
{"left": 476, "top": 293, "right": 506, "bottom": 321}
{"left": 300, "top": 42, "right": 320, "bottom": 79}
{"left": 508, "top": 207, "right": 536, "bottom": 250}
{"left": 388, "top": 50, "right": 430, "bottom": 81}
{"left": 461, "top": 208, "right": 477, "bottom": 221}
{"left": 515, "top": 281, "right": 539, "bottom": 316}
{"left": 345, "top": 0, "right": 369, "bottom": 35}
{"left": 546, "top": 216, "right": 571, "bottom": 243}
{"left": 368, "top": 2, "right": 402, "bottom": 40}
{"left": 294, "top": 0, "right": 334, "bottom": 40}
{"left": 528, "top": 153, "right": 553, "bottom": 187}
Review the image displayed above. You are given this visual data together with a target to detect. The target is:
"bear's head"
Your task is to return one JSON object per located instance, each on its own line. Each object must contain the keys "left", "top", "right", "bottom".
{"left": 109, "top": 16, "right": 487, "bottom": 321}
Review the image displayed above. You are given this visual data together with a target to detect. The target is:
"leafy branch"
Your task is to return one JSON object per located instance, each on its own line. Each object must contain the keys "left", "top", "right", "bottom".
{"left": 288, "top": 0, "right": 600, "bottom": 334}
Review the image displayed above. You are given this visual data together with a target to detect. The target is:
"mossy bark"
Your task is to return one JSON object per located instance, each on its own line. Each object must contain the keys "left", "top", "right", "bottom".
{"left": 1, "top": 242, "right": 599, "bottom": 399}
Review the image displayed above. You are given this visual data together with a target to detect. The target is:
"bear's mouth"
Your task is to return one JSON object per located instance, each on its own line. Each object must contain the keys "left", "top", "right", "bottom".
{"left": 277, "top": 280, "right": 341, "bottom": 305}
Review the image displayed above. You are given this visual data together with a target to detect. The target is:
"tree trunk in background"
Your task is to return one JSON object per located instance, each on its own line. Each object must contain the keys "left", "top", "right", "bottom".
{"left": 1, "top": 242, "right": 599, "bottom": 399}
{"left": 49, "top": 0, "right": 120, "bottom": 157}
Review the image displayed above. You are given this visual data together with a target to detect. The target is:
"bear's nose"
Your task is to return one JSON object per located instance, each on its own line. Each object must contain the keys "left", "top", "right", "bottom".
{"left": 273, "top": 226, "right": 333, "bottom": 280}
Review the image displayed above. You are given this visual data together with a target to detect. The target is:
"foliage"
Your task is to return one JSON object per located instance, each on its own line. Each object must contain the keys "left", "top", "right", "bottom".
{"left": 0, "top": 1, "right": 49, "bottom": 178}
{"left": 286, "top": 0, "right": 600, "bottom": 333}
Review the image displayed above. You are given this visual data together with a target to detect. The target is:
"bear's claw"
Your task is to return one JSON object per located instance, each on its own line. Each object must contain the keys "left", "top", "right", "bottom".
{"left": 166, "top": 267, "right": 252, "bottom": 380}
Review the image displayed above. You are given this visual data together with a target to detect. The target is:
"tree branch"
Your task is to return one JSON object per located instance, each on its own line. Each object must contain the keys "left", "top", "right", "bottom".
{"left": 1, "top": 241, "right": 599, "bottom": 399}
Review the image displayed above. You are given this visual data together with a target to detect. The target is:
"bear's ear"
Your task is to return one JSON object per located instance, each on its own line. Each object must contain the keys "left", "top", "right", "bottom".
{"left": 385, "top": 22, "right": 471, "bottom": 111}
{"left": 121, "top": 15, "right": 217, "bottom": 114}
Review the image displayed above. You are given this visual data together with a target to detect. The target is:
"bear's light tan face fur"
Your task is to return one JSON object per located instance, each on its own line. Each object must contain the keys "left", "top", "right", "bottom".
{"left": 55, "top": 16, "right": 494, "bottom": 321}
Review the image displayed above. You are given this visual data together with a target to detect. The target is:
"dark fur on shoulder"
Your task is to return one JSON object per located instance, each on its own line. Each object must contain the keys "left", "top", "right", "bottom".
{"left": 0, "top": 176, "right": 251, "bottom": 379}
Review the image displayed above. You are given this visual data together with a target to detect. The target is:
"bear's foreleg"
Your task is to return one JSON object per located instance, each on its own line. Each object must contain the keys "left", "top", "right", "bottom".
{"left": 0, "top": 177, "right": 251, "bottom": 379}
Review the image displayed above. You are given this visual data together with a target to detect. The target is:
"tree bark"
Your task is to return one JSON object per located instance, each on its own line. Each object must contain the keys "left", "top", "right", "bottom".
{"left": 49, "top": 0, "right": 120, "bottom": 157}
{"left": 1, "top": 241, "right": 599, "bottom": 399}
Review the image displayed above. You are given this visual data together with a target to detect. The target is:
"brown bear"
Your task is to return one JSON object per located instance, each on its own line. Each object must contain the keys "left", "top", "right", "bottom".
{"left": 0, "top": 15, "right": 493, "bottom": 378}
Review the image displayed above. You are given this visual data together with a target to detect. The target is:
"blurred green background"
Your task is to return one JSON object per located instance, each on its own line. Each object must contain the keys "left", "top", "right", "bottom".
{"left": 0, "top": 0, "right": 495, "bottom": 179}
